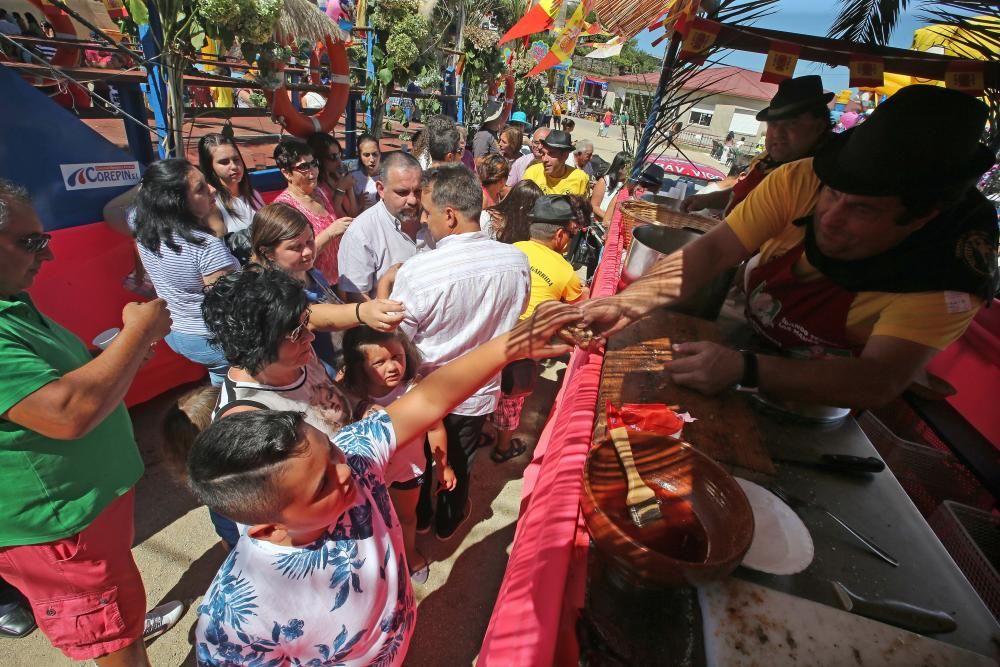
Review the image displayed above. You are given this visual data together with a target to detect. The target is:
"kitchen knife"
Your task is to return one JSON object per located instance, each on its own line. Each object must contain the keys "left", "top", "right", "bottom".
{"left": 769, "top": 486, "right": 900, "bottom": 567}
{"left": 831, "top": 580, "right": 958, "bottom": 635}
{"left": 773, "top": 453, "right": 885, "bottom": 475}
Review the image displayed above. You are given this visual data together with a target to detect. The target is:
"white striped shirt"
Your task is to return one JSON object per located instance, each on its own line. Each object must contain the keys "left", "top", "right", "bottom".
{"left": 390, "top": 231, "right": 530, "bottom": 416}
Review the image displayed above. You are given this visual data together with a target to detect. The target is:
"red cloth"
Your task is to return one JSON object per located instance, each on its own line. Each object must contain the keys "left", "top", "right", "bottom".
{"left": 478, "top": 201, "right": 627, "bottom": 666}
{"left": 927, "top": 301, "right": 1000, "bottom": 445}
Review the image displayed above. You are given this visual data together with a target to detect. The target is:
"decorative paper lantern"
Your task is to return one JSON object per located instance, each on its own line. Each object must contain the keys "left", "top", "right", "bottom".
{"left": 761, "top": 41, "right": 800, "bottom": 84}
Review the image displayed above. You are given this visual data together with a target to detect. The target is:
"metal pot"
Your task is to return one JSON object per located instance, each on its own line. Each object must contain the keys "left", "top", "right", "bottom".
{"left": 620, "top": 224, "right": 736, "bottom": 321}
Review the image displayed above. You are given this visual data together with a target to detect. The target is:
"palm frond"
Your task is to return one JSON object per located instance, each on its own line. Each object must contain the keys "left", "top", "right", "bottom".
{"left": 917, "top": 1, "right": 1000, "bottom": 60}
{"left": 828, "top": 0, "right": 911, "bottom": 45}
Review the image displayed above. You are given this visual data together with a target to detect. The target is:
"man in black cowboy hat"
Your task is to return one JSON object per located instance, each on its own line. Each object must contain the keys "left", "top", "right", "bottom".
{"left": 522, "top": 129, "right": 590, "bottom": 196}
{"left": 682, "top": 75, "right": 834, "bottom": 215}
{"left": 473, "top": 99, "right": 506, "bottom": 159}
{"left": 582, "top": 85, "right": 998, "bottom": 409}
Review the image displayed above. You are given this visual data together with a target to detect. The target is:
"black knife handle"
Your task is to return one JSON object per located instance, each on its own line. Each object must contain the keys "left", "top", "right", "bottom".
{"left": 820, "top": 454, "right": 885, "bottom": 474}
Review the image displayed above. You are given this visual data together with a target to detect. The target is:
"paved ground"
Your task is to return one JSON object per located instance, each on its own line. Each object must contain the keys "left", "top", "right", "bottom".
{"left": 7, "top": 114, "right": 723, "bottom": 666}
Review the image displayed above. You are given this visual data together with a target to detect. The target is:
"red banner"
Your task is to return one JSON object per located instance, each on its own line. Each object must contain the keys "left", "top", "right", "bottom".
{"left": 761, "top": 41, "right": 800, "bottom": 84}
{"left": 848, "top": 56, "right": 885, "bottom": 88}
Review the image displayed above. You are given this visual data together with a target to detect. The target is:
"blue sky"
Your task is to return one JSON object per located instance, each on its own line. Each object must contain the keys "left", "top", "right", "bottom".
{"left": 633, "top": 0, "right": 925, "bottom": 93}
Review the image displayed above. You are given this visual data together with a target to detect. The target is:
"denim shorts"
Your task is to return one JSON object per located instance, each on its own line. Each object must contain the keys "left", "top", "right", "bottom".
{"left": 165, "top": 330, "right": 229, "bottom": 386}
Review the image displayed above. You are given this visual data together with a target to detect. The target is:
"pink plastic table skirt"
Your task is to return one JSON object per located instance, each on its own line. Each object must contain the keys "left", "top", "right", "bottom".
{"left": 478, "top": 201, "right": 629, "bottom": 666}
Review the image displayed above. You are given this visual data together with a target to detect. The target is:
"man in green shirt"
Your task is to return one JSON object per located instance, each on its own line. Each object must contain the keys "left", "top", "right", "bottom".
{"left": 0, "top": 180, "right": 181, "bottom": 665}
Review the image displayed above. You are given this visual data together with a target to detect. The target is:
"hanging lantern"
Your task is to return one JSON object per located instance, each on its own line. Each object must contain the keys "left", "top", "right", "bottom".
{"left": 848, "top": 56, "right": 885, "bottom": 88}
{"left": 677, "top": 17, "right": 720, "bottom": 66}
{"left": 944, "top": 62, "right": 985, "bottom": 97}
{"left": 761, "top": 41, "right": 800, "bottom": 84}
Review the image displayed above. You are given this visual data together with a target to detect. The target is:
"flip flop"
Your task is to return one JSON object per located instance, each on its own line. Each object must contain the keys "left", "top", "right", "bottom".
{"left": 491, "top": 438, "right": 528, "bottom": 463}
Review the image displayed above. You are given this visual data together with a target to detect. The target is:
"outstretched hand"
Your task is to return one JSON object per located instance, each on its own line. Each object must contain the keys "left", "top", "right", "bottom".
{"left": 507, "top": 301, "right": 584, "bottom": 361}
{"left": 579, "top": 296, "right": 635, "bottom": 342}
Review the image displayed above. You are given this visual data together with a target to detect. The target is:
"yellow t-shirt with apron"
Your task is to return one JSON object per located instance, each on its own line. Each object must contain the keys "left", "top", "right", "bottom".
{"left": 726, "top": 158, "right": 982, "bottom": 350}
{"left": 514, "top": 240, "right": 584, "bottom": 319}
{"left": 523, "top": 163, "right": 589, "bottom": 196}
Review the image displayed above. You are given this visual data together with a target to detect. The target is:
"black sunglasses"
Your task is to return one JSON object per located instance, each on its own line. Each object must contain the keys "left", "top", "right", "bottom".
{"left": 292, "top": 159, "right": 320, "bottom": 173}
{"left": 17, "top": 233, "right": 52, "bottom": 253}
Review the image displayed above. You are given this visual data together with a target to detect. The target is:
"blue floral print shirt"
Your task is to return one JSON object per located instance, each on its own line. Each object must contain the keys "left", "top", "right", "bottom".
{"left": 194, "top": 410, "right": 414, "bottom": 666}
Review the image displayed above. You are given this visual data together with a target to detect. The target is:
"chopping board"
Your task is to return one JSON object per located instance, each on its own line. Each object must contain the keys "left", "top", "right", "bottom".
{"left": 699, "top": 579, "right": 997, "bottom": 667}
{"left": 594, "top": 310, "right": 775, "bottom": 474}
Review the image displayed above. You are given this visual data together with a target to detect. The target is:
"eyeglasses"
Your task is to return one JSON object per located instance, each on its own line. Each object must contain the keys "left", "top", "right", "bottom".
{"left": 292, "top": 159, "right": 320, "bottom": 173}
{"left": 17, "top": 233, "right": 51, "bottom": 253}
{"left": 286, "top": 311, "right": 311, "bottom": 342}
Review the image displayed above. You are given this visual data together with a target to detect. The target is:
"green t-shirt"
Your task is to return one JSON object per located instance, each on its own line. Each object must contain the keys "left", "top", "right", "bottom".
{"left": 0, "top": 293, "right": 143, "bottom": 547}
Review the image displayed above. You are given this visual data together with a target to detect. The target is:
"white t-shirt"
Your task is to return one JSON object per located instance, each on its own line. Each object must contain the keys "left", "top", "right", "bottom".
{"left": 215, "top": 191, "right": 263, "bottom": 234}
{"left": 368, "top": 383, "right": 425, "bottom": 485}
{"left": 194, "top": 410, "right": 414, "bottom": 667}
{"left": 352, "top": 169, "right": 379, "bottom": 210}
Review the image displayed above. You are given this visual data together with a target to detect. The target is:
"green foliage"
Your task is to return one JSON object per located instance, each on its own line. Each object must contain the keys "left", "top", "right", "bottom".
{"left": 365, "top": 0, "right": 433, "bottom": 136}
{"left": 195, "top": 0, "right": 283, "bottom": 45}
{"left": 510, "top": 51, "right": 548, "bottom": 122}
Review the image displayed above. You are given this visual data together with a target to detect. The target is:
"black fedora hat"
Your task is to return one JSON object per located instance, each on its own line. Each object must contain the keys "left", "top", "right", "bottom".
{"left": 813, "top": 85, "right": 994, "bottom": 198}
{"left": 637, "top": 163, "right": 664, "bottom": 189}
{"left": 756, "top": 75, "right": 835, "bottom": 121}
{"left": 528, "top": 195, "right": 575, "bottom": 223}
{"left": 541, "top": 130, "right": 574, "bottom": 151}
{"left": 483, "top": 100, "right": 504, "bottom": 124}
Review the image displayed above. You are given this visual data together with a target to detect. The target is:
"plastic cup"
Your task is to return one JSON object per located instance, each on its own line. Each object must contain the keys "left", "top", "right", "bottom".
{"left": 92, "top": 327, "right": 121, "bottom": 350}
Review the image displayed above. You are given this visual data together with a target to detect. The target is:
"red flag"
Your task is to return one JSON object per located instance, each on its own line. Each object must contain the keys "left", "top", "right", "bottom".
{"left": 677, "top": 17, "right": 719, "bottom": 65}
{"left": 848, "top": 57, "right": 884, "bottom": 88}
{"left": 500, "top": 2, "right": 560, "bottom": 44}
{"left": 761, "top": 41, "right": 800, "bottom": 84}
{"left": 945, "top": 62, "right": 985, "bottom": 97}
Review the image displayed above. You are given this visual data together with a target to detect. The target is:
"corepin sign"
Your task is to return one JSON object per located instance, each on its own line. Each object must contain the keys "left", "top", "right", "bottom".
{"left": 60, "top": 162, "right": 141, "bottom": 191}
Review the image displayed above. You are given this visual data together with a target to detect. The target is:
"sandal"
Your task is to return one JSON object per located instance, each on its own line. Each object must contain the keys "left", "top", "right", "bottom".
{"left": 491, "top": 438, "right": 528, "bottom": 463}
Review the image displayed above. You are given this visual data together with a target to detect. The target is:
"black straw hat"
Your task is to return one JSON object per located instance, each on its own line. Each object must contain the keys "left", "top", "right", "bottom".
{"left": 812, "top": 85, "right": 994, "bottom": 198}
{"left": 528, "top": 195, "right": 575, "bottom": 223}
{"left": 756, "top": 75, "right": 835, "bottom": 121}
{"left": 483, "top": 100, "right": 504, "bottom": 124}
{"left": 540, "top": 130, "right": 574, "bottom": 151}
{"left": 637, "top": 163, "right": 664, "bottom": 189}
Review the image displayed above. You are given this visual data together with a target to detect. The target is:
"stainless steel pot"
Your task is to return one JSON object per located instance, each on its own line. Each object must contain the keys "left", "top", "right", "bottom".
{"left": 620, "top": 224, "right": 736, "bottom": 321}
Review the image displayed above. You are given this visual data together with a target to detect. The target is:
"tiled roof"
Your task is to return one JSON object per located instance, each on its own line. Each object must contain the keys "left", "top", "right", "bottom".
{"left": 608, "top": 65, "right": 783, "bottom": 102}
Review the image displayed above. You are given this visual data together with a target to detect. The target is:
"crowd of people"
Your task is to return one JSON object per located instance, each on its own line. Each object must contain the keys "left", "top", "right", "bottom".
{"left": 2, "top": 74, "right": 995, "bottom": 666}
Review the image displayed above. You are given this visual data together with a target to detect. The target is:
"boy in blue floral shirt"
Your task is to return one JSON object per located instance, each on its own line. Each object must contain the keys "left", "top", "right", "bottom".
{"left": 189, "top": 302, "right": 581, "bottom": 666}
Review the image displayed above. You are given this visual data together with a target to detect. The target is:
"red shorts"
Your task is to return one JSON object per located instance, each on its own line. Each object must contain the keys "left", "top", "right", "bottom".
{"left": 0, "top": 490, "right": 146, "bottom": 660}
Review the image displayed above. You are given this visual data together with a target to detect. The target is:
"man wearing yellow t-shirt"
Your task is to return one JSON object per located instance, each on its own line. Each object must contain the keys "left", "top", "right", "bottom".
{"left": 581, "top": 86, "right": 998, "bottom": 409}
{"left": 490, "top": 195, "right": 588, "bottom": 463}
{"left": 522, "top": 130, "right": 590, "bottom": 197}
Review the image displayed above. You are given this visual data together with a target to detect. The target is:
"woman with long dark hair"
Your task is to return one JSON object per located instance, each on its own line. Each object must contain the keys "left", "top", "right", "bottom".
{"left": 198, "top": 134, "right": 263, "bottom": 263}
{"left": 483, "top": 179, "right": 543, "bottom": 243}
{"left": 273, "top": 138, "right": 352, "bottom": 285}
{"left": 590, "top": 151, "right": 630, "bottom": 222}
{"left": 132, "top": 158, "right": 239, "bottom": 385}
{"left": 306, "top": 133, "right": 358, "bottom": 218}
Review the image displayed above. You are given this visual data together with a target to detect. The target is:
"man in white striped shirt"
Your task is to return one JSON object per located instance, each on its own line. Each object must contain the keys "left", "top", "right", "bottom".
{"left": 391, "top": 164, "right": 530, "bottom": 541}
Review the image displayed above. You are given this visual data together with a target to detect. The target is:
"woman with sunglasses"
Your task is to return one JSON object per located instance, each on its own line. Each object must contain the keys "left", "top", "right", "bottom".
{"left": 132, "top": 158, "right": 239, "bottom": 386}
{"left": 273, "top": 138, "right": 352, "bottom": 285}
{"left": 198, "top": 133, "right": 264, "bottom": 263}
{"left": 477, "top": 153, "right": 511, "bottom": 212}
{"left": 249, "top": 202, "right": 404, "bottom": 373}
{"left": 306, "top": 132, "right": 358, "bottom": 218}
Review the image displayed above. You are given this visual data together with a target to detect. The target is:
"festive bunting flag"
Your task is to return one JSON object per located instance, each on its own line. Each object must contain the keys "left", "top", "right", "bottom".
{"left": 848, "top": 57, "right": 885, "bottom": 88}
{"left": 674, "top": 0, "right": 702, "bottom": 36}
{"left": 585, "top": 36, "right": 625, "bottom": 58}
{"left": 676, "top": 17, "right": 719, "bottom": 65}
{"left": 527, "top": 0, "right": 593, "bottom": 76}
{"left": 944, "top": 62, "right": 985, "bottom": 97}
{"left": 761, "top": 41, "right": 800, "bottom": 84}
{"left": 500, "top": 0, "right": 565, "bottom": 44}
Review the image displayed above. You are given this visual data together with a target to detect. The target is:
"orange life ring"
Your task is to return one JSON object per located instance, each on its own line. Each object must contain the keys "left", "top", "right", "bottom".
{"left": 268, "top": 36, "right": 348, "bottom": 138}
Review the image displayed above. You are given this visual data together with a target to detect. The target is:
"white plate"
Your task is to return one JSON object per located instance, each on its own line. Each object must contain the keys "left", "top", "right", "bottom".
{"left": 736, "top": 478, "right": 814, "bottom": 575}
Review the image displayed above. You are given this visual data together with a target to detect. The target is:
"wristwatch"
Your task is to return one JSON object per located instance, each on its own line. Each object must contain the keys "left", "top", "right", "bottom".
{"left": 736, "top": 349, "right": 759, "bottom": 392}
